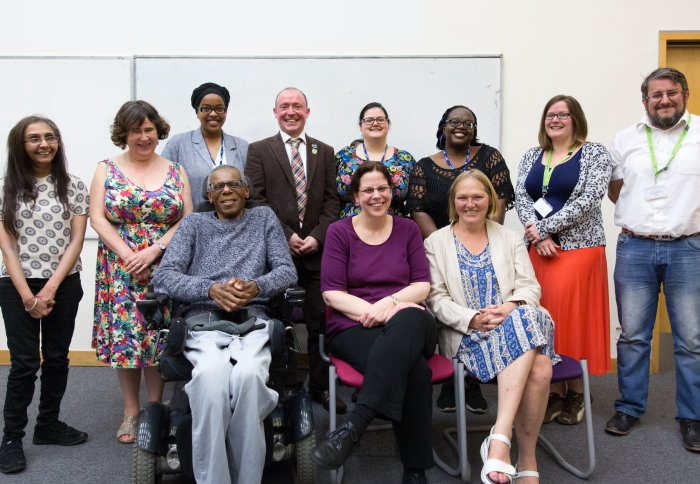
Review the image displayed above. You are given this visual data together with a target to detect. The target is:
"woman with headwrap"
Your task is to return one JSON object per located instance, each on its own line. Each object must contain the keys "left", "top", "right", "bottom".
{"left": 162, "top": 82, "right": 249, "bottom": 206}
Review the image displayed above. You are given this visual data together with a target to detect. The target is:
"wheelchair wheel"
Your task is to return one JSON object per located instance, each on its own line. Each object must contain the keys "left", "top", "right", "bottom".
{"left": 132, "top": 444, "right": 157, "bottom": 484}
{"left": 294, "top": 429, "right": 317, "bottom": 484}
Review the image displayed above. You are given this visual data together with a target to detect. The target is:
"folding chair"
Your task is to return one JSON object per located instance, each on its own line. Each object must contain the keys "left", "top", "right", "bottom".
{"left": 441, "top": 355, "right": 595, "bottom": 480}
{"left": 318, "top": 313, "right": 470, "bottom": 483}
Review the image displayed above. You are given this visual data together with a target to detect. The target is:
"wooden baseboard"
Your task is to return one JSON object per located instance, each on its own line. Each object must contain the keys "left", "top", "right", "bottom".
{"left": 0, "top": 350, "right": 107, "bottom": 367}
{"left": 609, "top": 358, "right": 617, "bottom": 374}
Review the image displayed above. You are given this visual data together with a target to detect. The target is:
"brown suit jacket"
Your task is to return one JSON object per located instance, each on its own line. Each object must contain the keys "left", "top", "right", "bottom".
{"left": 245, "top": 133, "right": 339, "bottom": 271}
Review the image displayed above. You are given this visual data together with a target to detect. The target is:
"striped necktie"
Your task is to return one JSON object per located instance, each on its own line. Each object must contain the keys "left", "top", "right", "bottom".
{"left": 287, "top": 137, "right": 307, "bottom": 222}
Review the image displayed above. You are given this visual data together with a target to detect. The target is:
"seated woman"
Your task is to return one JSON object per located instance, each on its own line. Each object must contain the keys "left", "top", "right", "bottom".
{"left": 424, "top": 170, "right": 559, "bottom": 484}
{"left": 312, "top": 161, "right": 437, "bottom": 484}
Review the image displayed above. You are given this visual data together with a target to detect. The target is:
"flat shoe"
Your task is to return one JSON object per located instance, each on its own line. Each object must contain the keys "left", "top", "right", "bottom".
{"left": 116, "top": 415, "right": 138, "bottom": 444}
{"left": 480, "top": 427, "right": 515, "bottom": 484}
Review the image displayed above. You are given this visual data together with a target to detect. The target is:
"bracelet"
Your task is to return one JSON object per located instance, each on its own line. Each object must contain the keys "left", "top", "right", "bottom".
{"left": 25, "top": 297, "right": 38, "bottom": 312}
{"left": 390, "top": 295, "right": 400, "bottom": 306}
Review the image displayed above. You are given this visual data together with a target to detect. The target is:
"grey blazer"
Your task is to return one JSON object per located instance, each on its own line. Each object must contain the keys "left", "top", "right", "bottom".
{"left": 424, "top": 220, "right": 544, "bottom": 359}
{"left": 161, "top": 129, "right": 249, "bottom": 206}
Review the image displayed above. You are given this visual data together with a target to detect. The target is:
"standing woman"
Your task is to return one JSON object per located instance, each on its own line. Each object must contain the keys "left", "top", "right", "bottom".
{"left": 515, "top": 95, "right": 612, "bottom": 425}
{"left": 336, "top": 102, "right": 416, "bottom": 218}
{"left": 0, "top": 117, "right": 88, "bottom": 474}
{"left": 407, "top": 105, "right": 515, "bottom": 414}
{"left": 407, "top": 105, "right": 514, "bottom": 232}
{"left": 91, "top": 101, "right": 192, "bottom": 444}
{"left": 161, "top": 82, "right": 248, "bottom": 206}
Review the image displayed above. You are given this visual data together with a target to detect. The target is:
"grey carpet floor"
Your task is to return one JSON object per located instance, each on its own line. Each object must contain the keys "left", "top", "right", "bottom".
{"left": 0, "top": 366, "right": 697, "bottom": 483}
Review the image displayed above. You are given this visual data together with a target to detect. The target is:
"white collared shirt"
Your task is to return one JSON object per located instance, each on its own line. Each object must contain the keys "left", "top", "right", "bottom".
{"left": 279, "top": 131, "right": 308, "bottom": 176}
{"left": 610, "top": 111, "right": 700, "bottom": 237}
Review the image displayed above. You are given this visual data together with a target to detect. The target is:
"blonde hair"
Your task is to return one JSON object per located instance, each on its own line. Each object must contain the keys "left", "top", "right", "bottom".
{"left": 447, "top": 169, "right": 499, "bottom": 223}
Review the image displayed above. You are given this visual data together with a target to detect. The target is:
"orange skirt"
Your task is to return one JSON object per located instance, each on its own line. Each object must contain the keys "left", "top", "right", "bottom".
{"left": 528, "top": 245, "right": 610, "bottom": 375}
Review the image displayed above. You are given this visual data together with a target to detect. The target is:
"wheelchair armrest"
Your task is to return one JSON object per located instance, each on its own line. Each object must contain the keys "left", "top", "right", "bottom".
{"left": 284, "top": 285, "right": 306, "bottom": 306}
{"left": 269, "top": 319, "right": 288, "bottom": 369}
{"left": 136, "top": 286, "right": 172, "bottom": 331}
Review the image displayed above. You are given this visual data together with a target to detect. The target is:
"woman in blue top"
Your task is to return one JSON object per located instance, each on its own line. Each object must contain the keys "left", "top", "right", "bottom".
{"left": 162, "top": 82, "right": 248, "bottom": 206}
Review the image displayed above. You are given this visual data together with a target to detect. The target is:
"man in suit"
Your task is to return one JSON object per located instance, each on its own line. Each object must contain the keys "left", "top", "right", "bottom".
{"left": 245, "top": 87, "right": 345, "bottom": 412}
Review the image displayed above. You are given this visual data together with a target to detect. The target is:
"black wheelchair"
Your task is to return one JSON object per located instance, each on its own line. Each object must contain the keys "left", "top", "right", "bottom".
{"left": 131, "top": 285, "right": 317, "bottom": 484}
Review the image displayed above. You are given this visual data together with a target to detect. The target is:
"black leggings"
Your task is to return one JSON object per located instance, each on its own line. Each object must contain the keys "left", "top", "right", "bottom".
{"left": 328, "top": 307, "right": 437, "bottom": 469}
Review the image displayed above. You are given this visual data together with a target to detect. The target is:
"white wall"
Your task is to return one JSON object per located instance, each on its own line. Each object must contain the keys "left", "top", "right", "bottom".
{"left": 1, "top": 0, "right": 697, "bottom": 354}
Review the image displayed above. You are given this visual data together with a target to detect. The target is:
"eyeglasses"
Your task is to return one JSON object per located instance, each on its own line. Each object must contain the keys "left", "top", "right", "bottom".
{"left": 446, "top": 120, "right": 476, "bottom": 129}
{"left": 358, "top": 185, "right": 392, "bottom": 195}
{"left": 361, "top": 116, "right": 388, "bottom": 125}
{"left": 646, "top": 90, "right": 683, "bottom": 101}
{"left": 545, "top": 113, "right": 571, "bottom": 120}
{"left": 24, "top": 135, "right": 60, "bottom": 145}
{"left": 208, "top": 180, "right": 247, "bottom": 192}
{"left": 199, "top": 106, "right": 227, "bottom": 114}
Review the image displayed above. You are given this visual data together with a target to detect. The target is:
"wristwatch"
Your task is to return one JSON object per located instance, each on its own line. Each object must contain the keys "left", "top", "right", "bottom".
{"left": 156, "top": 242, "right": 166, "bottom": 251}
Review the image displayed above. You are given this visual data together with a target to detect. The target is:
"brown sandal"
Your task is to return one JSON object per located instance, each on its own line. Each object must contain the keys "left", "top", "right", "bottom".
{"left": 116, "top": 415, "right": 138, "bottom": 444}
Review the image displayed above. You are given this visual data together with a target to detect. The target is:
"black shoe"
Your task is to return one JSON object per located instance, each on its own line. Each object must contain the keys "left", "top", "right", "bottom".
{"left": 402, "top": 468, "right": 429, "bottom": 483}
{"left": 680, "top": 418, "right": 700, "bottom": 452}
{"left": 0, "top": 437, "right": 26, "bottom": 474}
{"left": 465, "top": 380, "right": 488, "bottom": 414}
{"left": 437, "top": 380, "right": 456, "bottom": 413}
{"left": 33, "top": 421, "right": 88, "bottom": 446}
{"left": 311, "top": 421, "right": 360, "bottom": 469}
{"left": 605, "top": 411, "right": 639, "bottom": 435}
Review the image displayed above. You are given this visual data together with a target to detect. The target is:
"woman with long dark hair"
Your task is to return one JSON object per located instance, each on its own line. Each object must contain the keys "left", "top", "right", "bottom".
{"left": 0, "top": 116, "right": 89, "bottom": 474}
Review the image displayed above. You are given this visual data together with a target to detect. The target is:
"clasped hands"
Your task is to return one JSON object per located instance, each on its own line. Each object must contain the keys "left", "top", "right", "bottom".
{"left": 124, "top": 245, "right": 162, "bottom": 281}
{"left": 288, "top": 233, "right": 319, "bottom": 257}
{"left": 524, "top": 221, "right": 559, "bottom": 258}
{"left": 23, "top": 288, "right": 56, "bottom": 319}
{"left": 209, "top": 277, "right": 259, "bottom": 312}
{"left": 359, "top": 297, "right": 424, "bottom": 328}
{"left": 469, "top": 302, "right": 518, "bottom": 332}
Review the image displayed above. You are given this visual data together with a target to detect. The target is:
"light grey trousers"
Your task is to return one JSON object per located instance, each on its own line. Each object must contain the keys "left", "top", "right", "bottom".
{"left": 184, "top": 320, "right": 278, "bottom": 484}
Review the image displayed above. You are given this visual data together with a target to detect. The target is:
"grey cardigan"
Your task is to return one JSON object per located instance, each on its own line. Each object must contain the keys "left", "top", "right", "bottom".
{"left": 515, "top": 142, "right": 611, "bottom": 250}
{"left": 162, "top": 129, "right": 249, "bottom": 206}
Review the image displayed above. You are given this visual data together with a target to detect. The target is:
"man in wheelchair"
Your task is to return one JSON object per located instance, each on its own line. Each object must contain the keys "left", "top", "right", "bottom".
{"left": 151, "top": 165, "right": 297, "bottom": 483}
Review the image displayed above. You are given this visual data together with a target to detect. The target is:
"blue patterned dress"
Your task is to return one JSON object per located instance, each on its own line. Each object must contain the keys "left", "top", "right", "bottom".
{"left": 455, "top": 236, "right": 560, "bottom": 382}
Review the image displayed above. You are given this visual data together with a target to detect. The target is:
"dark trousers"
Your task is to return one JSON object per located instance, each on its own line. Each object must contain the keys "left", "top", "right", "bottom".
{"left": 0, "top": 273, "right": 83, "bottom": 438}
{"left": 329, "top": 307, "right": 437, "bottom": 469}
{"left": 295, "top": 261, "right": 328, "bottom": 394}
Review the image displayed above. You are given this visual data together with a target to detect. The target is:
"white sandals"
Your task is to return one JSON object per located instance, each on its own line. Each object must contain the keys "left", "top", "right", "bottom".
{"left": 480, "top": 426, "right": 516, "bottom": 484}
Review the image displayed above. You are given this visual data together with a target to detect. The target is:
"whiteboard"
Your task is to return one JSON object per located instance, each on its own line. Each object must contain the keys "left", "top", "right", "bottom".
{"left": 0, "top": 56, "right": 133, "bottom": 238}
{"left": 134, "top": 56, "right": 502, "bottom": 160}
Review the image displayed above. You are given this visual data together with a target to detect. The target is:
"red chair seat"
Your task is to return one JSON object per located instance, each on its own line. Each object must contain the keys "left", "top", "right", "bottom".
{"left": 329, "top": 353, "right": 453, "bottom": 388}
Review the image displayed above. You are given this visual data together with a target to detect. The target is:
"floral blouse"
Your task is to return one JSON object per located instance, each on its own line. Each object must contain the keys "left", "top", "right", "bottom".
{"left": 335, "top": 144, "right": 416, "bottom": 218}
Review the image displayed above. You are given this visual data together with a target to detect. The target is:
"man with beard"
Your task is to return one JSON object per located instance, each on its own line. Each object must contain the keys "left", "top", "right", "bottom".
{"left": 606, "top": 68, "right": 700, "bottom": 453}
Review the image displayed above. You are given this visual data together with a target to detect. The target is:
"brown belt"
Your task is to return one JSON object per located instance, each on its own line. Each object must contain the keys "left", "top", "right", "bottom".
{"left": 621, "top": 228, "right": 700, "bottom": 241}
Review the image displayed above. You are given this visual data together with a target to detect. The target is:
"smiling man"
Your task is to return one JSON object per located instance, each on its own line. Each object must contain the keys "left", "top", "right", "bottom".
{"left": 152, "top": 165, "right": 297, "bottom": 483}
{"left": 606, "top": 68, "right": 700, "bottom": 453}
{"left": 245, "top": 87, "right": 345, "bottom": 412}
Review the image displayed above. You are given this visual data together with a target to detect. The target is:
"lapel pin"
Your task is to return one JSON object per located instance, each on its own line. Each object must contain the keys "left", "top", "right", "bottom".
{"left": 312, "top": 144, "right": 318, "bottom": 155}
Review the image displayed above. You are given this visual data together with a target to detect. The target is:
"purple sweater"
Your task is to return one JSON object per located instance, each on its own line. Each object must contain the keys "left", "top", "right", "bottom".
{"left": 321, "top": 216, "right": 430, "bottom": 341}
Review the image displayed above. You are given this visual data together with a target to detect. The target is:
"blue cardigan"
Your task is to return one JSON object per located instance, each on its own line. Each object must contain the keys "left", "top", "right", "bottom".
{"left": 162, "top": 129, "right": 249, "bottom": 206}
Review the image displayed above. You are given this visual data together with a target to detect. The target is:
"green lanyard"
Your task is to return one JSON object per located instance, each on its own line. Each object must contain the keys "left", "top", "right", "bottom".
{"left": 646, "top": 114, "right": 691, "bottom": 176}
{"left": 541, "top": 146, "right": 575, "bottom": 197}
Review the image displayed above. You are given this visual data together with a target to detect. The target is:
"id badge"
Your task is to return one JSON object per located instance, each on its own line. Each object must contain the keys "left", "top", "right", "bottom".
{"left": 534, "top": 197, "right": 553, "bottom": 217}
{"left": 645, "top": 185, "right": 667, "bottom": 201}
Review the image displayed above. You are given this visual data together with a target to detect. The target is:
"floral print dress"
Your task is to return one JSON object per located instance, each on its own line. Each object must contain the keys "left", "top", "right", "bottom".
{"left": 92, "top": 159, "right": 185, "bottom": 368}
{"left": 336, "top": 145, "right": 416, "bottom": 218}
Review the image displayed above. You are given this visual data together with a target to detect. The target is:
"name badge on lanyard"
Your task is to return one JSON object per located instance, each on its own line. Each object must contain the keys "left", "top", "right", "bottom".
{"left": 535, "top": 146, "right": 575, "bottom": 218}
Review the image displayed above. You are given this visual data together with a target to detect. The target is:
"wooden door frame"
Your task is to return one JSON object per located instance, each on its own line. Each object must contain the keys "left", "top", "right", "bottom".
{"left": 659, "top": 31, "right": 700, "bottom": 65}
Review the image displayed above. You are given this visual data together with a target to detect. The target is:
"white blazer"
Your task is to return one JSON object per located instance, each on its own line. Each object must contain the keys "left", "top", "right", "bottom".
{"left": 424, "top": 219, "right": 544, "bottom": 359}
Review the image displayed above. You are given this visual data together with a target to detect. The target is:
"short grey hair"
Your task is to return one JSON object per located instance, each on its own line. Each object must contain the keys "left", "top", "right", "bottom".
{"left": 641, "top": 68, "right": 689, "bottom": 98}
{"left": 206, "top": 165, "right": 241, "bottom": 191}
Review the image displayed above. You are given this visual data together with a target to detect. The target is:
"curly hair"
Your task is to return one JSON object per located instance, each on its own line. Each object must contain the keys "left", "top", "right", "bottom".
{"left": 110, "top": 100, "right": 170, "bottom": 149}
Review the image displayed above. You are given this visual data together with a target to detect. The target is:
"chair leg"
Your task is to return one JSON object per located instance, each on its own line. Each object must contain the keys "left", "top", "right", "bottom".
{"left": 433, "top": 359, "right": 470, "bottom": 483}
{"left": 328, "top": 365, "right": 342, "bottom": 484}
{"left": 536, "top": 358, "right": 596, "bottom": 478}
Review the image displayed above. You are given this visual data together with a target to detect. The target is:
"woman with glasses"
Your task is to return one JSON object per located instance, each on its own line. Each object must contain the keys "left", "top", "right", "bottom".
{"left": 90, "top": 100, "right": 192, "bottom": 444}
{"left": 162, "top": 82, "right": 248, "bottom": 206}
{"left": 407, "top": 105, "right": 514, "bottom": 415}
{"left": 313, "top": 162, "right": 437, "bottom": 483}
{"left": 0, "top": 117, "right": 89, "bottom": 474}
{"left": 336, "top": 102, "right": 416, "bottom": 218}
{"left": 515, "top": 95, "right": 612, "bottom": 426}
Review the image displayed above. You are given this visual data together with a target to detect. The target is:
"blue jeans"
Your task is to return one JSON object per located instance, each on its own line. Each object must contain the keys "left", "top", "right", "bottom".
{"left": 613, "top": 232, "right": 700, "bottom": 421}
